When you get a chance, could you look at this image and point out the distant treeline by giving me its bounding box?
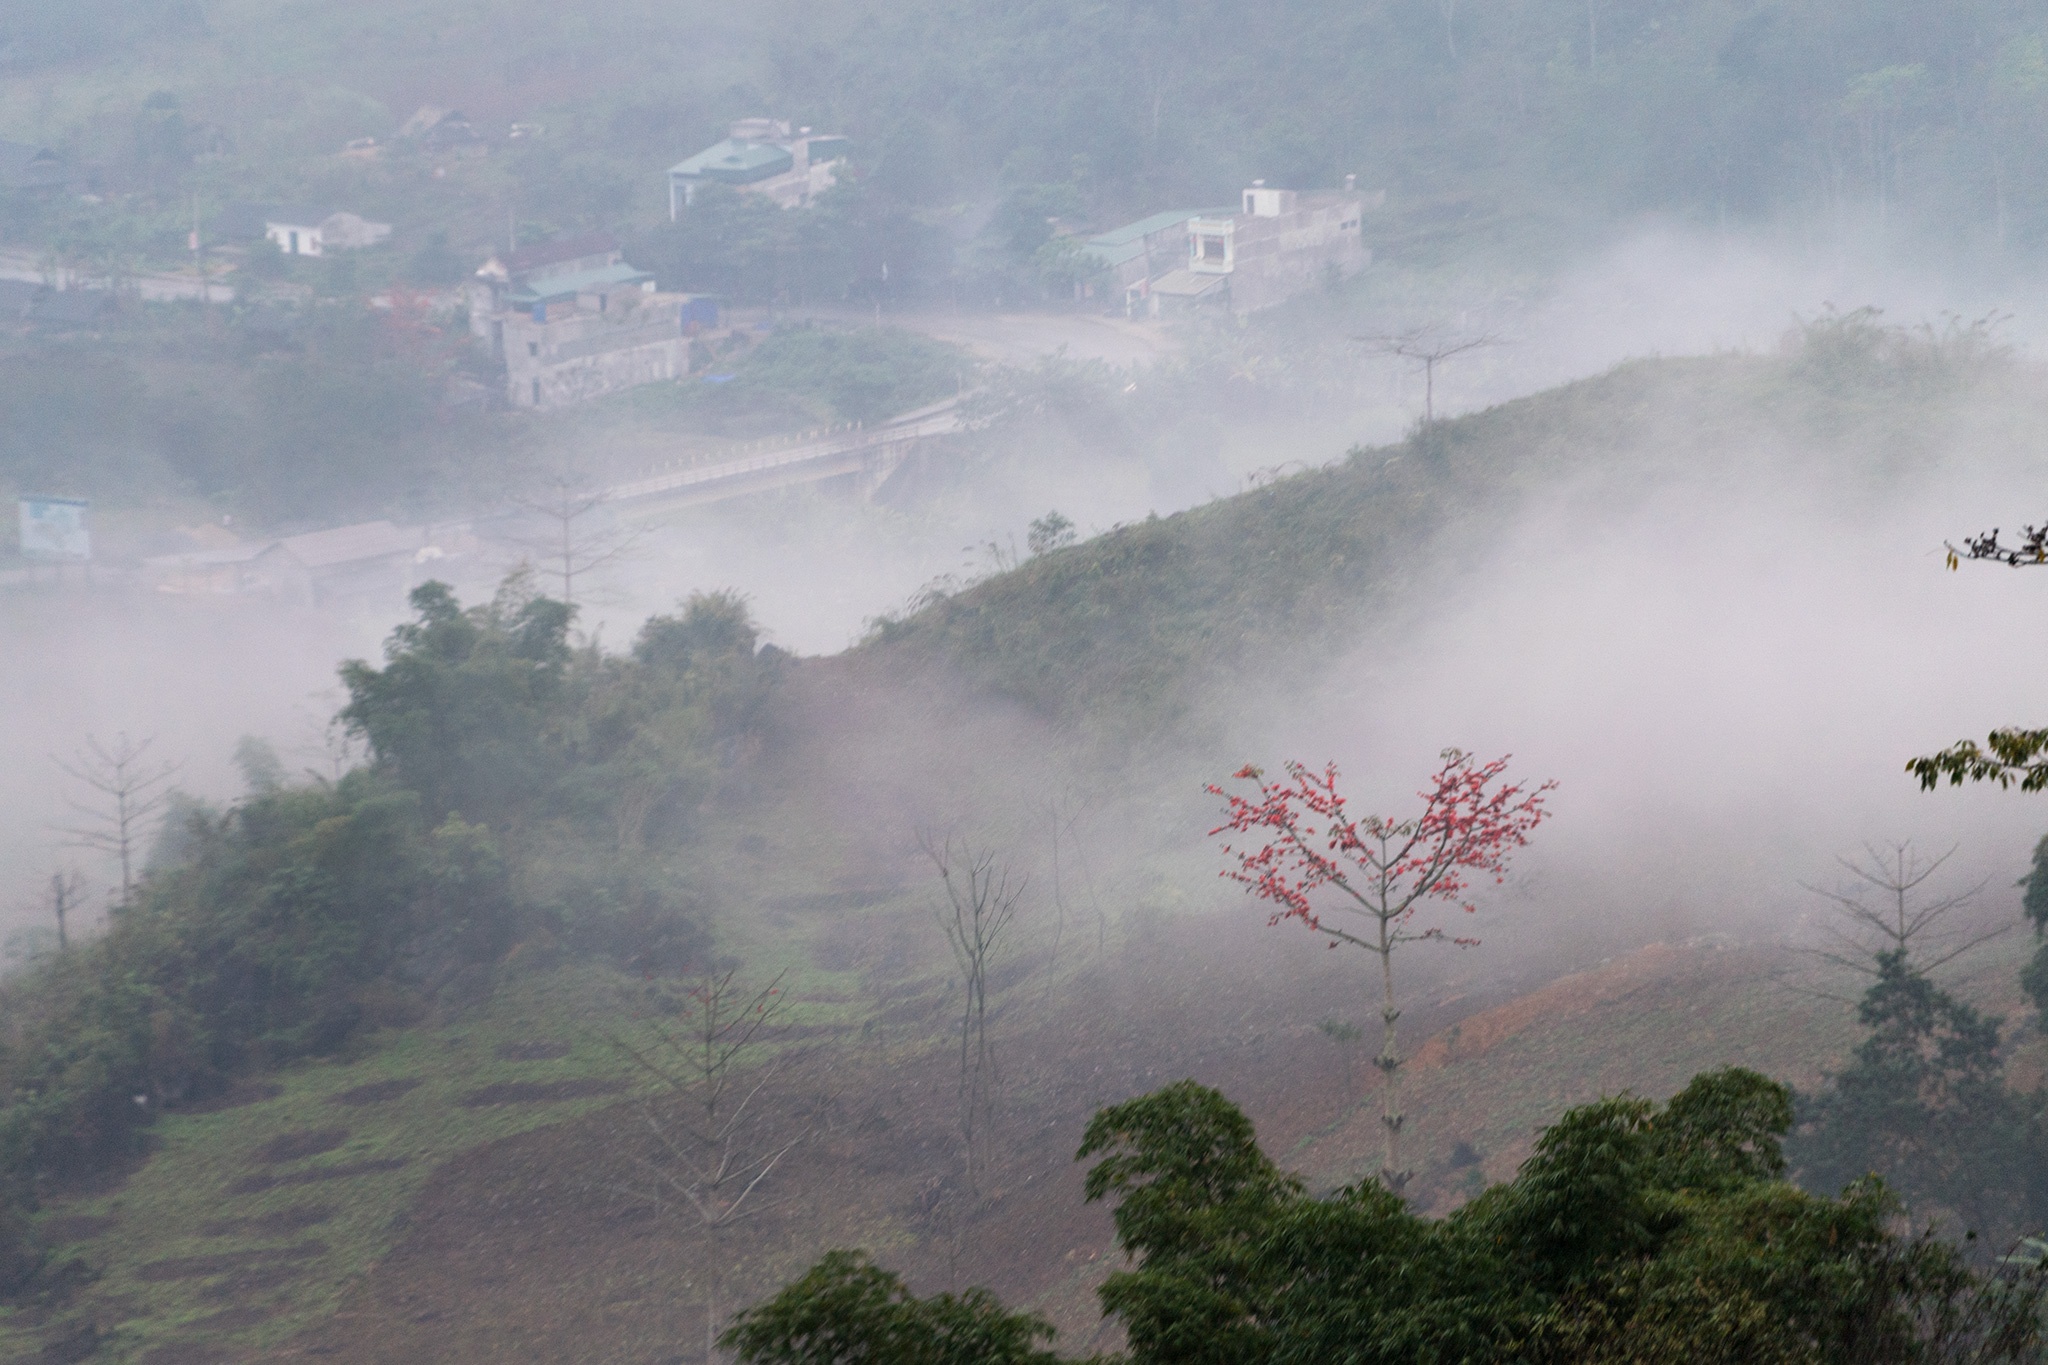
[12,0,2048,287]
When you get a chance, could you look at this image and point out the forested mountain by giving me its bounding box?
[6,0,2047,269]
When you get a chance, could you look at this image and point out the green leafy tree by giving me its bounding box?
[720,1249,1059,1365]
[339,577,574,825]
[1795,949,2045,1248]
[1075,1069,2043,1364]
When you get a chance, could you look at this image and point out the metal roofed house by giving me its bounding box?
[469,232,628,317]
[1080,207,1233,315]
[466,233,716,411]
[398,106,485,155]
[667,119,851,216]
[263,207,394,257]
[143,520,450,603]
[0,140,67,192]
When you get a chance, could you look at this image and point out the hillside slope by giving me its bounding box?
[863,345,1993,741]
[6,343,2036,1363]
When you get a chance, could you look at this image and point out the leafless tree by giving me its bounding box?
[1355,325,1501,425]
[44,869,85,951]
[920,832,1026,1198]
[54,733,181,903]
[607,971,804,1364]
[1800,841,2005,990]
[505,476,641,608]
[1044,791,1108,997]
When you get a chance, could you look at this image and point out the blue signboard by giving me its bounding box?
[19,496,90,561]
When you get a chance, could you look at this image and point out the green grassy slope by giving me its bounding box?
[865,347,1987,739]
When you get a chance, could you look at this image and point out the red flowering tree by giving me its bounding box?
[1209,750,1555,1193]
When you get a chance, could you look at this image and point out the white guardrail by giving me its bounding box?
[603,396,970,503]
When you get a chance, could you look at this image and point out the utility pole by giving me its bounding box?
[1354,325,1501,426]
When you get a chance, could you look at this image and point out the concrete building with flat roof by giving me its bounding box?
[668,119,851,216]
[1078,183,1374,315]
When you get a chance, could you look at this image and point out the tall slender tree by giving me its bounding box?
[1209,750,1553,1193]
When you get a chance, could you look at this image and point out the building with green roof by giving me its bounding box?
[668,119,851,217]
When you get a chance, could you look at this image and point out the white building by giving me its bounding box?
[264,208,393,257]
[667,119,851,218]
[1145,180,1377,314]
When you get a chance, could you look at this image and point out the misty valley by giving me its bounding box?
[9,2,2048,1362]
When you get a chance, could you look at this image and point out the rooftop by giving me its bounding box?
[668,139,795,185]
[276,520,417,569]
[502,232,618,276]
[265,205,338,229]
[0,140,63,189]
[506,261,654,306]
[1081,208,1232,267]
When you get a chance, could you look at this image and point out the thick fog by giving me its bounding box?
[8,221,2048,967]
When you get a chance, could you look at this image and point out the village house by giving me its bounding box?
[468,234,719,411]
[261,207,393,256]
[143,520,461,604]
[1079,207,1232,315]
[1089,180,1379,316]
[667,118,851,217]
[0,140,67,194]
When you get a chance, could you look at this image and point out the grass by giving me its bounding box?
[2,965,666,1362]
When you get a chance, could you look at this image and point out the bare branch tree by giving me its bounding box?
[504,476,642,608]
[45,869,85,951]
[1799,841,2005,989]
[919,832,1026,1199]
[53,733,181,904]
[607,970,804,1364]
[1354,324,1501,425]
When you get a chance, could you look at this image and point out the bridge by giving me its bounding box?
[602,394,972,511]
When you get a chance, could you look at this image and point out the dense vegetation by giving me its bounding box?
[733,1070,2048,1363]
[11,0,2048,302]
[0,579,778,1282]
[0,303,497,525]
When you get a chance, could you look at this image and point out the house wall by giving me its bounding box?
[501,293,695,411]
[1221,196,1368,313]
[266,223,323,256]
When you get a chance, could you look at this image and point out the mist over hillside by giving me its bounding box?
[12,1,2048,1360]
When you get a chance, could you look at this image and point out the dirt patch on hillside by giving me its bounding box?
[134,1243,326,1283]
[180,1082,284,1115]
[458,1079,627,1107]
[227,1159,406,1195]
[254,1129,348,1163]
[199,1205,334,1238]
[276,911,1515,1363]
[330,1079,421,1106]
